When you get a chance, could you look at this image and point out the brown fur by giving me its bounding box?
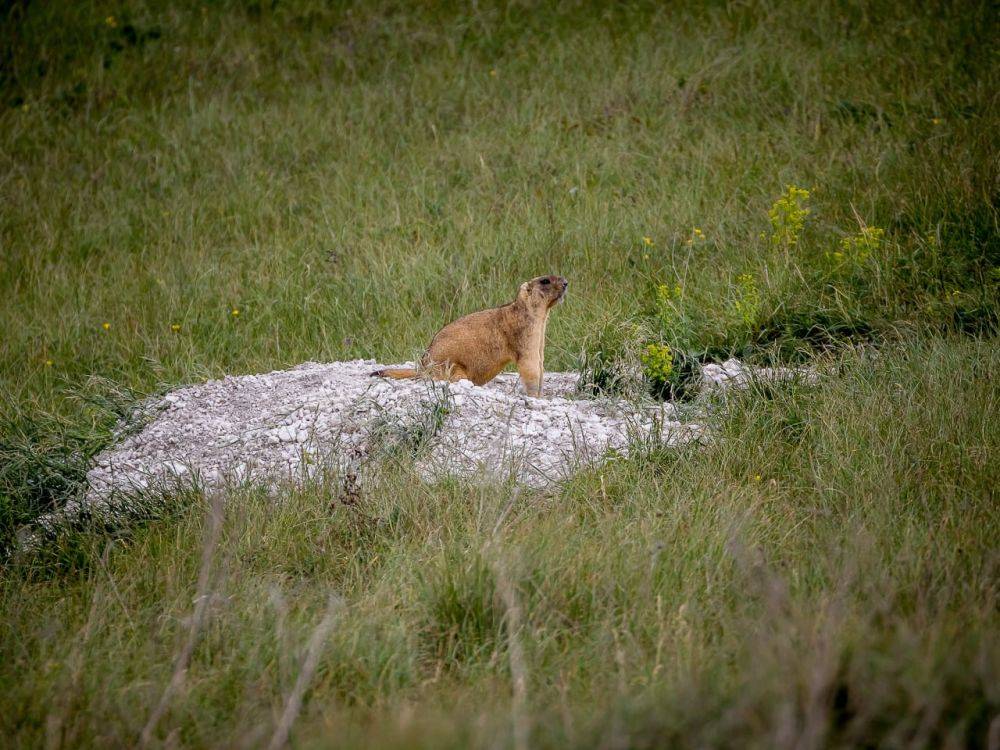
[371,275,568,397]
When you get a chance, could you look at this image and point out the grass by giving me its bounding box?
[1,0,998,747]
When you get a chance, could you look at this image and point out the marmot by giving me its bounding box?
[370,275,568,397]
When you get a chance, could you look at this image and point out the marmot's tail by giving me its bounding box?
[369,367,418,379]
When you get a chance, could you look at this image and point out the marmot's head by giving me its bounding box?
[517,275,569,311]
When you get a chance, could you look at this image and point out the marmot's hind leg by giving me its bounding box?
[416,358,471,383]
[443,364,471,382]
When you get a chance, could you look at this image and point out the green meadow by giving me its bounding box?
[1,1,997,747]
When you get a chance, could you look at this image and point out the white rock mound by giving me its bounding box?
[67,360,696,512]
[29,357,813,539]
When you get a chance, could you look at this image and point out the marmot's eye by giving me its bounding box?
[540,278,551,285]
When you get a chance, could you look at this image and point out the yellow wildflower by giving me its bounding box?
[839,226,883,265]
[656,283,682,302]
[733,273,761,326]
[642,236,653,246]
[489,69,498,77]
[171,323,181,332]
[685,228,705,246]
[102,322,110,330]
[640,343,673,383]
[45,359,53,367]
[105,15,117,27]
[231,308,240,317]
[768,185,810,248]
[931,117,941,125]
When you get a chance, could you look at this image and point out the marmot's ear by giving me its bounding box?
[517,282,530,299]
